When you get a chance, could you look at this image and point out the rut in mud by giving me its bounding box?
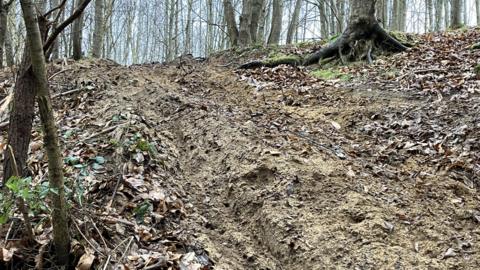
[1,29,479,269]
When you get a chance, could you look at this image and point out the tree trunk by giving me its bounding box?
[267,0,283,45]
[444,0,450,28]
[0,0,13,68]
[396,0,406,31]
[427,0,434,32]
[49,0,62,60]
[20,0,70,265]
[257,0,268,44]
[72,0,85,60]
[223,0,239,47]
[336,0,345,33]
[184,0,193,53]
[375,0,387,28]
[238,0,252,46]
[451,0,462,29]
[390,0,398,30]
[317,0,329,38]
[3,53,36,184]
[206,0,213,53]
[328,0,336,34]
[286,0,302,44]
[477,0,480,26]
[435,0,444,31]
[92,0,104,58]
[4,26,13,66]
[249,0,264,43]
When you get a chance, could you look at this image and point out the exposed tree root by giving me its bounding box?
[239,24,410,69]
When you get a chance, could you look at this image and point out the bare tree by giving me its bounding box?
[451,0,462,29]
[286,0,303,44]
[267,0,283,45]
[72,0,85,60]
[435,0,444,31]
[476,0,480,26]
[19,0,71,264]
[92,0,104,58]
[0,0,14,68]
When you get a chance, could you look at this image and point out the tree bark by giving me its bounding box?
[451,0,462,29]
[375,0,387,28]
[4,26,13,66]
[390,0,398,30]
[435,0,444,31]
[72,0,85,60]
[316,0,329,38]
[184,0,193,53]
[20,0,70,265]
[257,0,268,43]
[444,0,450,28]
[286,0,303,44]
[92,0,104,58]
[396,0,406,31]
[238,0,252,46]
[0,0,13,68]
[3,54,36,184]
[249,0,264,43]
[477,0,480,26]
[223,0,239,46]
[267,0,283,45]
[427,0,434,32]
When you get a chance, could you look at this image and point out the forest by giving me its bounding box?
[0,0,479,269]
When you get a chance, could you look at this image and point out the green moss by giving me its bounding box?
[311,68,351,81]
[265,54,301,65]
[388,31,417,47]
[136,139,151,152]
[474,64,480,76]
[296,41,316,48]
[471,42,480,50]
[328,34,340,42]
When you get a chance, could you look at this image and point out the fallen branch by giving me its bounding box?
[82,123,128,142]
[52,87,89,98]
[48,68,71,80]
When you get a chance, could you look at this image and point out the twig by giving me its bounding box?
[4,221,13,241]
[102,255,111,270]
[107,173,123,208]
[52,87,89,98]
[102,236,132,270]
[100,216,135,227]
[72,219,105,256]
[117,237,134,265]
[48,68,71,80]
[82,123,128,141]
[90,217,108,252]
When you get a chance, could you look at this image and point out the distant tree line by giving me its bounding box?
[0,0,478,66]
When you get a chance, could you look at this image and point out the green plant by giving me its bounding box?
[134,200,152,223]
[0,176,51,225]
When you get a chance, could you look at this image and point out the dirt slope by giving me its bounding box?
[1,29,479,269]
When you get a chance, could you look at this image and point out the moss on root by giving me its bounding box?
[263,55,303,66]
[388,31,417,47]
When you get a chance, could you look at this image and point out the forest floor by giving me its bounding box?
[1,29,480,270]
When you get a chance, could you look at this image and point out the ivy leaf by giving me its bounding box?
[95,156,105,164]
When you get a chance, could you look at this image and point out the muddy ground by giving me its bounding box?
[1,30,480,269]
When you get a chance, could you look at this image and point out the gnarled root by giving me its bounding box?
[239,23,408,69]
